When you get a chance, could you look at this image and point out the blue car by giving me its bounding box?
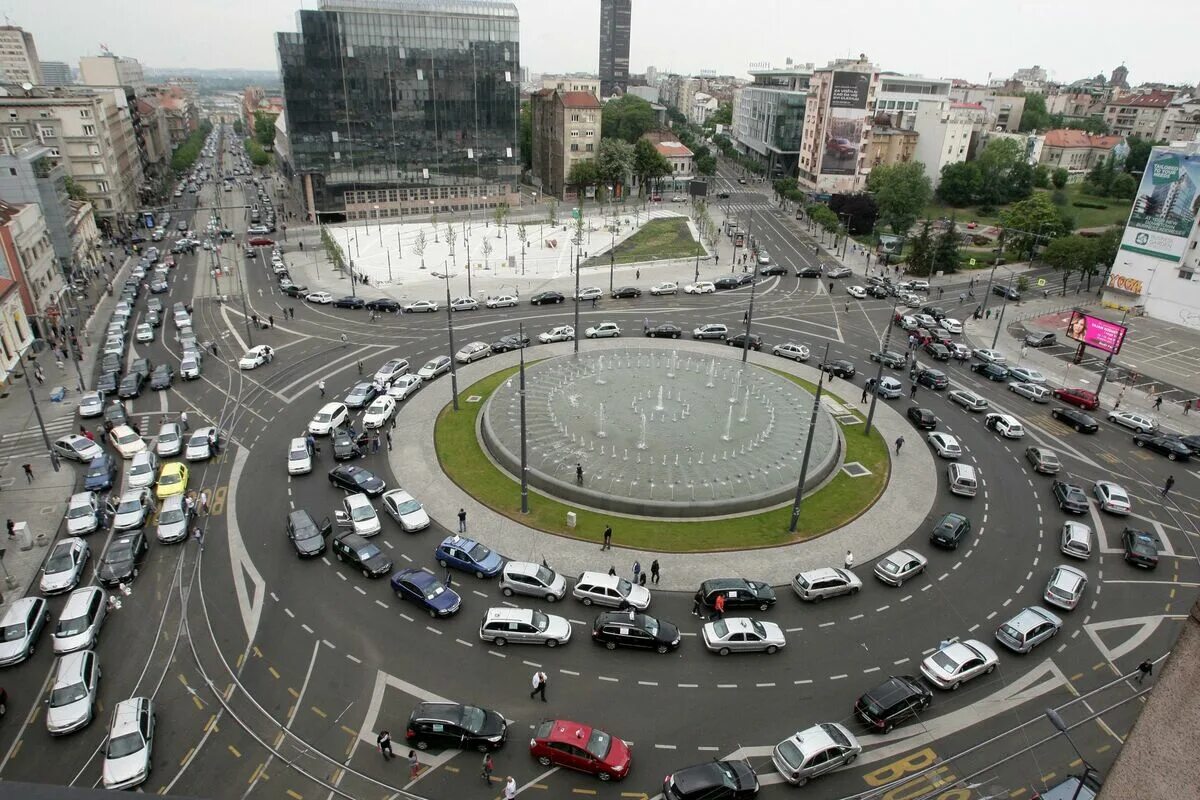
[435,535,505,579]
[390,569,461,618]
[84,453,118,491]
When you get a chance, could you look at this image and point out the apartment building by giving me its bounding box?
[911,101,986,186]
[1104,90,1176,137]
[0,26,40,85]
[531,89,602,200]
[732,64,812,178]
[797,56,879,194]
[79,54,146,94]
[541,76,601,97]
[1157,95,1200,143]
[0,200,63,324]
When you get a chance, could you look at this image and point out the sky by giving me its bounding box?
[6,0,1198,88]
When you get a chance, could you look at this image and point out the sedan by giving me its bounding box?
[1093,480,1131,515]
[155,423,183,457]
[155,496,193,544]
[344,382,378,409]
[79,391,106,418]
[436,534,504,579]
[108,427,146,459]
[365,298,401,312]
[185,428,218,461]
[940,318,963,334]
[65,492,101,536]
[971,362,1009,381]
[1025,446,1062,474]
[948,389,988,412]
[84,454,119,492]
[387,374,423,401]
[455,341,492,364]
[362,396,397,429]
[819,359,855,379]
[873,549,928,586]
[96,531,150,587]
[701,617,786,655]
[391,569,461,617]
[1053,480,1089,514]
[1009,382,1051,403]
[332,296,365,309]
[1122,528,1159,569]
[328,464,386,495]
[760,264,789,276]
[0,596,49,666]
[53,434,104,463]
[281,283,309,298]
[305,291,333,304]
[772,343,810,361]
[846,285,867,299]
[649,282,678,296]
[1044,565,1088,611]
[1106,409,1158,433]
[450,296,479,312]
[40,538,90,594]
[404,300,439,313]
[973,348,1006,364]
[584,322,621,338]
[927,432,962,459]
[117,373,144,399]
[113,488,153,531]
[155,462,189,499]
[663,759,758,800]
[126,452,159,490]
[417,356,451,380]
[491,333,531,353]
[1133,433,1191,461]
[591,611,680,653]
[538,326,575,343]
[380,489,429,532]
[135,323,154,343]
[238,345,274,369]
[530,719,630,781]
[1007,366,1046,384]
[919,640,999,691]
[1051,406,1098,433]
[869,350,906,368]
[529,291,564,305]
[1052,387,1099,411]
[644,322,681,338]
[611,286,641,299]
[929,512,971,549]
[907,406,938,429]
[149,365,174,390]
[683,281,715,294]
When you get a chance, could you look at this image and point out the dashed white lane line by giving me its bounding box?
[598,676,619,683]
[876,605,890,612]
[849,614,864,621]
[830,674,848,680]
[472,590,488,598]
[819,621,836,628]
[487,651,505,659]
[322,640,336,649]
[638,680,658,687]
[697,746,720,752]
[269,591,279,602]
[456,639,474,647]
[382,540,394,549]
[655,744,677,750]
[718,684,737,689]
[523,660,542,668]
[353,586,367,595]
[678,683,699,688]
[345,654,362,664]
[425,626,442,635]
[336,572,347,581]
[785,626,804,632]
[301,624,314,634]
[374,600,389,609]
[863,667,880,674]
[401,554,413,562]
[795,679,813,685]
[560,669,580,676]
[284,608,295,618]
[894,658,909,665]
[756,682,776,687]
[399,613,414,622]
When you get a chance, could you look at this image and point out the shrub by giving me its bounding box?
[1051,190,1069,206]
[1072,201,1108,210]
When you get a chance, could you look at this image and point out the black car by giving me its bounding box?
[1170,434,1200,455]
[694,578,776,611]
[333,296,365,309]
[1053,480,1089,514]
[819,359,856,379]
[795,266,822,278]
[854,676,932,733]
[645,323,683,339]
[929,513,971,549]
[612,286,642,298]
[128,359,151,381]
[1133,433,1191,461]
[663,759,758,800]
[328,465,386,496]
[1051,407,1099,433]
[117,373,144,399]
[717,191,731,199]
[150,365,174,390]
[96,531,150,586]
[96,371,120,394]
[867,284,890,299]
[103,400,129,428]
[100,352,122,374]
[286,509,331,558]
[281,284,309,298]
[365,298,401,312]
[923,342,950,361]
[992,285,1020,301]
[735,273,754,286]
[870,350,906,369]
[759,265,789,276]
[84,454,119,492]
[726,333,763,351]
[491,334,531,353]
[919,306,946,321]
[331,532,393,577]
[405,702,507,752]
[332,429,364,460]
[713,276,741,290]
[971,362,1009,381]
[915,367,948,390]
[530,291,565,305]
[149,280,168,294]
[1121,527,1159,569]
[243,246,257,259]
[592,611,681,653]
[904,407,938,431]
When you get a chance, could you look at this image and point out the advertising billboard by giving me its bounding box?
[1119,148,1200,263]
[1066,310,1128,355]
[819,71,870,176]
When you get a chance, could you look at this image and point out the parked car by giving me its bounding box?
[1106,409,1158,433]
[1132,433,1191,460]
[818,359,856,379]
[590,611,680,653]
[529,291,565,305]
[1009,382,1052,403]
[478,607,571,647]
[645,323,683,339]
[854,676,932,732]
[390,569,461,617]
[1052,387,1099,411]
[529,719,631,781]
[611,286,641,299]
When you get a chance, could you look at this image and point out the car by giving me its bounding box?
[713,275,741,290]
[448,296,479,312]
[337,493,381,537]
[53,434,104,463]
[869,350,906,368]
[96,371,119,394]
[387,373,423,402]
[113,488,154,531]
[574,286,603,301]
[929,512,972,549]
[984,413,1024,438]
[663,759,758,800]
[361,396,396,429]
[479,607,571,647]
[581,322,620,340]
[923,342,950,361]
[695,578,777,611]
[867,284,890,299]
[795,265,822,278]
[529,291,564,305]
[344,382,379,409]
[1043,564,1088,611]
[155,462,189,499]
[79,391,106,418]
[331,531,392,577]
[101,697,155,790]
[972,348,1007,364]
[286,509,331,558]
[485,294,519,308]
[1093,480,1131,515]
[701,617,786,655]
[1010,382,1052,403]
[940,318,963,334]
[238,345,275,369]
[436,534,504,578]
[992,284,1020,301]
[1052,387,1099,411]
[84,454,119,491]
[404,298,440,314]
[108,426,146,459]
[573,571,651,609]
[1133,433,1192,461]
[926,432,961,459]
[1106,409,1157,433]
[374,358,410,385]
[152,424,185,461]
[390,569,461,617]
[649,282,678,296]
[309,402,349,435]
[247,236,274,247]
[135,323,153,343]
[1121,527,1159,569]
[331,428,364,460]
[285,437,313,475]
[854,676,933,732]
[907,406,938,429]
[0,596,49,666]
[611,286,642,299]
[791,567,862,602]
[126,451,160,489]
[155,495,193,544]
[995,606,1062,654]
[865,376,903,399]
[281,283,309,298]
[538,326,575,343]
[727,333,763,351]
[65,491,101,536]
[590,610,680,652]
[846,285,867,299]
[819,359,856,379]
[683,281,716,294]
[305,291,333,304]
[97,531,150,587]
[417,356,452,379]
[372,489,426,533]
[760,264,789,276]
[328,464,386,495]
[770,723,861,787]
[46,650,101,736]
[1007,366,1046,384]
[491,333,531,353]
[920,640,999,691]
[873,549,928,586]
[185,427,219,461]
[332,296,366,309]
[529,719,630,781]
[772,342,810,361]
[948,389,989,412]
[971,362,1009,381]
[405,701,506,752]
[1019,447,1058,480]
[149,364,174,390]
[1056,521,1093,560]
[826,266,851,278]
[40,537,90,595]
[180,354,202,380]
[1052,480,1089,514]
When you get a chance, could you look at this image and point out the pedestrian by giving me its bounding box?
[184,493,195,515]
[211,341,219,356]
[377,730,393,760]
[408,749,422,779]
[193,526,204,550]
[504,776,517,800]
[180,411,189,431]
[386,429,393,450]
[591,296,597,308]
[828,281,833,293]
[445,568,453,587]
[861,386,868,403]
[1154,394,1163,411]
[651,559,660,584]
[1162,475,1175,497]
[608,565,616,576]
[844,550,855,570]
[576,463,584,485]
[638,571,647,586]
[530,670,548,702]
[635,269,640,280]
[743,310,748,322]
[458,508,467,533]
[268,314,274,328]
[712,593,726,620]
[910,383,918,399]
[318,379,326,397]
[371,435,380,454]
[341,333,348,348]
[358,360,363,375]
[33,367,44,385]
[481,753,494,784]
[21,463,33,483]
[691,594,702,616]
[602,524,612,550]
[1186,399,1193,416]
[895,436,905,454]
[200,489,210,515]
[633,560,641,583]
[1136,659,1153,684]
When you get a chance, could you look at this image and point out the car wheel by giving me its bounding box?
[950,680,962,691]
[656,644,669,654]
[537,756,552,766]
[546,639,559,648]
[673,333,680,339]
[582,597,593,606]
[883,721,895,734]
[605,641,617,650]
[718,647,731,656]
[985,664,996,674]
[493,637,507,647]
[415,740,429,751]
[599,772,612,782]
[362,568,370,578]
[475,570,485,579]
[501,587,514,597]
[765,645,779,655]
[438,559,448,567]
[1136,426,1145,434]
[1135,438,1144,447]
[613,332,619,337]
[544,593,557,602]
[335,552,344,562]
[1169,452,1178,461]
[428,608,439,619]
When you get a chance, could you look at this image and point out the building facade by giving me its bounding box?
[78,55,145,95]
[1104,90,1175,137]
[540,76,600,97]
[0,274,35,387]
[1038,129,1126,181]
[873,73,952,129]
[689,92,717,125]
[530,89,601,200]
[911,101,985,186]
[731,65,811,178]
[0,200,63,326]
[0,26,40,85]
[598,0,631,97]
[1157,95,1200,143]
[276,0,522,222]
[39,61,71,87]
[0,142,75,276]
[797,56,879,194]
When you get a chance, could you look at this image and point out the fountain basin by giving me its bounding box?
[480,346,842,518]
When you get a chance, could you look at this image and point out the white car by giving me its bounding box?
[126,451,160,490]
[1093,480,1131,515]
[450,296,479,312]
[949,342,972,360]
[155,423,184,457]
[135,323,154,343]
[538,326,575,343]
[362,396,397,429]
[973,348,1007,364]
[1009,382,1051,403]
[772,343,810,361]
[404,299,439,313]
[920,640,999,691]
[108,426,146,459]
[574,287,603,301]
[305,291,333,304]
[873,548,928,586]
[846,285,867,299]
[387,373,423,401]
[650,282,678,296]
[417,356,451,380]
[381,488,430,532]
[927,432,962,459]
[180,354,202,380]
[1007,366,1045,384]
[683,281,715,294]
[908,280,931,292]
[185,427,219,461]
[238,345,274,369]
[101,696,155,790]
[113,489,154,531]
[40,537,90,595]
[485,294,518,309]
[374,358,410,384]
[584,322,621,339]
[79,391,105,418]
[54,434,104,463]
[701,617,786,655]
[940,318,963,334]
[984,413,1025,439]
[0,596,48,666]
[308,402,349,435]
[1060,521,1093,560]
[65,492,101,536]
[1106,409,1157,433]
[46,649,101,736]
[338,493,381,537]
[156,496,192,544]
[287,437,313,475]
[455,341,492,364]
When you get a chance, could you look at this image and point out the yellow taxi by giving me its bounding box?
[156,461,190,499]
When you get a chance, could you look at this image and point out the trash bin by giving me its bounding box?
[566,512,577,528]
[12,521,32,551]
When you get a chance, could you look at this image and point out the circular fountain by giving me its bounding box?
[480,346,842,517]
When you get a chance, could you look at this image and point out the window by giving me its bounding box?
[1179,270,1194,281]
[82,124,95,137]
[79,109,91,119]
[8,127,24,137]
[570,143,579,152]
[96,180,109,193]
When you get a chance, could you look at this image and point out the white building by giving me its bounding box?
[627,85,659,103]
[1157,95,1200,144]
[873,73,952,130]
[911,101,985,186]
[0,275,35,387]
[0,26,40,85]
[689,92,718,125]
[79,55,146,94]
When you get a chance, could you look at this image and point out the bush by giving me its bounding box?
[977,205,996,216]
[1072,201,1109,210]
[1050,190,1069,206]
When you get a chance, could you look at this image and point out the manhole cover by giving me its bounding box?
[841,462,871,478]
[466,395,483,403]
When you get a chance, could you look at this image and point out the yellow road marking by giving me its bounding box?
[180,748,195,766]
[236,653,245,669]
[248,764,265,784]
[444,766,459,773]
[341,725,357,737]
[224,683,235,701]
[311,706,327,718]
[286,791,303,800]
[228,745,242,758]
[1068,758,1082,768]
[1097,744,1112,753]
[274,731,286,749]
[572,790,598,796]
[1070,672,1084,681]
[1092,662,1106,671]
[1041,772,1057,783]
[192,695,204,711]
[1009,790,1029,798]
[330,768,343,784]
[288,687,300,698]
[268,666,281,679]
[8,741,20,760]
[204,715,217,733]
[252,646,263,658]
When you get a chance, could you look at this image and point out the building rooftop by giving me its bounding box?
[1108,89,1175,108]
[1043,129,1125,149]
[654,141,693,158]
[951,102,985,109]
[559,91,601,109]
[0,199,22,224]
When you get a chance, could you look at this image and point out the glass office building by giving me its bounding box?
[276,0,521,222]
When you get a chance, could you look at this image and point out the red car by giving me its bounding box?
[1052,387,1099,411]
[530,719,631,781]
[247,236,275,247]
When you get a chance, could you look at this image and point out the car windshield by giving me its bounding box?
[49,681,88,708]
[117,497,143,514]
[105,540,134,562]
[422,361,438,371]
[46,548,74,572]
[585,729,612,759]
[159,469,183,487]
[616,578,633,595]
[289,447,309,461]
[395,499,422,515]
[0,623,26,642]
[750,620,768,638]
[188,433,209,447]
[466,543,493,563]
[55,613,89,637]
[351,504,375,522]
[159,430,178,443]
[642,616,660,636]
[86,461,109,477]
[422,582,447,601]
[458,705,486,733]
[315,412,331,423]
[116,432,138,445]
[66,503,93,519]
[880,561,901,574]
[775,738,803,768]
[716,762,739,788]
[159,506,185,524]
[534,565,556,585]
[130,461,152,476]
[106,732,145,759]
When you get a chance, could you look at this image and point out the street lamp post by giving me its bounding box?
[608,226,615,293]
[443,271,460,411]
[741,276,758,364]
[573,251,581,356]
[519,322,529,514]
[788,342,830,533]
[991,272,1016,350]
[374,205,382,245]
[18,340,53,452]
[865,298,900,435]
[1044,708,1099,800]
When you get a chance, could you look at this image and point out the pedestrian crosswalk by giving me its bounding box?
[0,412,163,465]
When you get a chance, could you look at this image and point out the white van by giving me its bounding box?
[947,463,978,497]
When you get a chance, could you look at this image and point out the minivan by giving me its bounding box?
[53,586,108,654]
[947,463,978,497]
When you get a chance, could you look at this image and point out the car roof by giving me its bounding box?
[700,578,751,591]
[345,493,372,508]
[1010,606,1057,630]
[53,649,91,686]
[61,586,101,616]
[579,571,621,587]
[1053,565,1087,584]
[1,596,41,624]
[799,567,847,582]
[538,719,597,745]
[786,723,841,757]
[108,697,147,738]
[440,534,478,549]
[484,607,534,624]
[863,676,919,704]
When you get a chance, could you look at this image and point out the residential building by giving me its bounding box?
[0,273,35,387]
[1045,90,1107,121]
[981,94,1025,132]
[598,0,631,97]
[731,64,811,178]
[67,199,100,279]
[0,142,87,278]
[1157,95,1200,144]
[78,54,145,94]
[641,131,692,190]
[530,89,602,200]
[39,61,72,87]
[0,26,40,85]
[627,85,659,104]
[148,85,200,147]
[984,129,1044,165]
[242,85,285,133]
[873,73,952,130]
[0,200,63,326]
[660,75,701,117]
[540,76,600,97]
[797,56,879,194]
[865,126,918,168]
[689,92,717,125]
[911,101,986,185]
[1038,129,1126,181]
[275,0,521,222]
[135,95,173,177]
[645,66,657,87]
[1104,89,1176,138]
[1013,65,1048,84]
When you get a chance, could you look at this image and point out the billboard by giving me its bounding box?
[819,71,870,176]
[1066,310,1128,355]
[1119,148,1200,263]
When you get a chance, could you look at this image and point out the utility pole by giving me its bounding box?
[573,251,581,355]
[444,272,459,411]
[789,342,830,533]
[741,277,758,364]
[519,322,529,514]
[865,298,900,435]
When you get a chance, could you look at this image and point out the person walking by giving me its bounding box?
[910,383,918,399]
[377,730,393,761]
[1135,659,1154,684]
[1162,475,1175,497]
[341,333,349,348]
[268,314,274,328]
[193,526,204,550]
[458,508,467,533]
[895,436,905,454]
[180,411,189,431]
[530,670,548,702]
[386,429,393,450]
[21,463,33,483]
[860,386,868,404]
[712,593,726,620]
[691,594,702,617]
[602,525,612,550]
[844,550,855,570]
[481,753,494,784]
[576,463,584,485]
[408,749,422,779]
[632,560,641,583]
[318,379,326,397]
[200,490,210,515]
[651,559,660,584]
[1154,394,1163,411]
[503,776,517,800]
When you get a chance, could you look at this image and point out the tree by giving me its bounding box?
[932,222,961,274]
[773,177,799,203]
[695,155,717,176]
[492,202,510,236]
[1018,93,1050,132]
[1033,164,1051,189]
[1124,135,1160,175]
[1041,235,1097,291]
[481,237,493,271]
[233,119,244,135]
[708,103,732,127]
[829,193,878,235]
[807,204,840,233]
[937,162,981,206]
[1049,114,1110,135]
[254,111,276,149]
[444,224,457,267]
[999,193,1073,260]
[632,138,670,195]
[515,222,528,275]
[1111,172,1137,199]
[63,176,89,203]
[1092,227,1121,274]
[905,219,935,276]
[412,230,427,270]
[866,161,932,236]
[1083,156,1116,196]
[547,200,557,226]
[567,159,600,206]
[244,137,270,166]
[1051,168,1070,189]
[601,95,657,144]
[597,138,634,198]
[1006,161,1036,202]
[519,102,532,169]
[975,138,1022,207]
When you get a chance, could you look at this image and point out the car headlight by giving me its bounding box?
[487,734,502,742]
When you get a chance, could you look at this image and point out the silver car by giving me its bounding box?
[1060,522,1092,560]
[1044,565,1088,611]
[113,489,154,531]
[65,492,101,536]
[919,639,999,690]
[185,427,218,461]
[52,586,107,654]
[79,391,106,418]
[702,617,786,655]
[572,572,651,609]
[791,567,862,602]
[771,723,861,786]
[40,537,90,595]
[155,423,183,457]
[478,607,572,647]
[46,649,101,735]
[380,489,429,532]
[126,451,160,490]
[995,606,1062,653]
[0,596,49,666]
[499,561,567,602]
[155,495,193,544]
[873,549,928,587]
[101,697,155,790]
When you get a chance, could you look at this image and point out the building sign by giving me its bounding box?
[819,71,870,176]
[1119,148,1200,263]
[1066,310,1128,355]
[1106,273,1144,295]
